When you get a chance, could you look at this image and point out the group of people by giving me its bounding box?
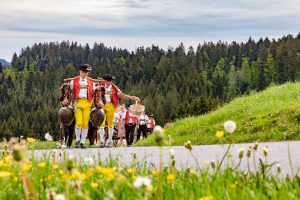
[114,105,156,147]
[60,64,155,148]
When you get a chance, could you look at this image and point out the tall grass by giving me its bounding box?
[137,82,300,146]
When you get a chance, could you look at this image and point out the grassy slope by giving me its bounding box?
[137,82,300,146]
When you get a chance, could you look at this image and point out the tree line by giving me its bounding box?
[0,33,300,140]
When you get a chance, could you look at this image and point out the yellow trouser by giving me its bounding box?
[74,98,92,128]
[101,102,116,128]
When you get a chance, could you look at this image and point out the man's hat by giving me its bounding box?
[103,74,115,81]
[79,64,92,72]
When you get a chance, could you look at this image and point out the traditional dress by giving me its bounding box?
[70,76,96,148]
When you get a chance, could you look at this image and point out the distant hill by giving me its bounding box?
[0,59,10,68]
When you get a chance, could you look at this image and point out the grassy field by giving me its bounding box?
[137,82,300,146]
[1,138,300,200]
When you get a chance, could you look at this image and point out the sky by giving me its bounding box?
[0,0,300,61]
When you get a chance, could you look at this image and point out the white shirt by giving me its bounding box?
[70,78,96,99]
[139,114,148,125]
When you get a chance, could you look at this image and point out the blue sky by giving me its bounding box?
[1,0,300,61]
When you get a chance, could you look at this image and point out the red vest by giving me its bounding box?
[73,76,94,102]
[125,110,137,124]
[100,82,119,107]
[149,118,155,128]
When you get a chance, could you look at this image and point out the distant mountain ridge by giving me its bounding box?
[0,59,10,68]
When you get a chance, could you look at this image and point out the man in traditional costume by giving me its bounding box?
[98,74,140,147]
[62,64,97,149]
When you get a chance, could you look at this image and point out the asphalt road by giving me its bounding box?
[34,141,300,176]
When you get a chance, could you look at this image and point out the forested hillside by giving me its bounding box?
[1,33,300,140]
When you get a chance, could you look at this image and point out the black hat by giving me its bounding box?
[79,64,92,72]
[103,74,115,81]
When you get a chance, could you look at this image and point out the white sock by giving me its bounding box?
[99,127,105,143]
[108,128,113,142]
[81,128,88,144]
[75,126,81,142]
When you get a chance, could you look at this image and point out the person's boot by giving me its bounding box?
[75,126,81,148]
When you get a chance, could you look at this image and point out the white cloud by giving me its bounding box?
[0,0,300,61]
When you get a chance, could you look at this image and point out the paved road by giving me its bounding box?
[34,141,300,176]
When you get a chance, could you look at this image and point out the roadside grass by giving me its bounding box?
[137,82,300,146]
[1,139,300,200]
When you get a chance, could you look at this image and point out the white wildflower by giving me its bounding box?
[133,176,152,188]
[84,157,95,166]
[153,126,163,134]
[45,132,53,141]
[55,194,66,200]
[224,120,237,133]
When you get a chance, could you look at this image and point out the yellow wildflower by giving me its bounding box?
[52,163,59,170]
[13,176,18,182]
[146,185,153,193]
[22,163,32,173]
[215,131,224,138]
[166,173,175,184]
[27,137,36,143]
[71,171,81,180]
[229,183,237,189]
[96,166,115,181]
[4,156,12,166]
[190,170,196,175]
[59,169,65,175]
[204,161,209,167]
[152,170,159,176]
[86,168,94,179]
[91,182,99,189]
[0,171,11,178]
[199,195,213,200]
[0,160,4,167]
[38,162,47,168]
[118,175,126,182]
[127,167,135,174]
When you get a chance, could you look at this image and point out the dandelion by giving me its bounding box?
[38,162,47,168]
[45,132,53,141]
[190,170,196,175]
[127,167,135,174]
[133,176,152,188]
[91,182,99,189]
[22,163,32,173]
[152,170,159,176]
[84,157,95,166]
[52,163,59,170]
[166,173,175,184]
[199,195,213,200]
[27,137,36,143]
[215,131,224,138]
[55,194,66,200]
[0,171,11,178]
[224,120,237,133]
